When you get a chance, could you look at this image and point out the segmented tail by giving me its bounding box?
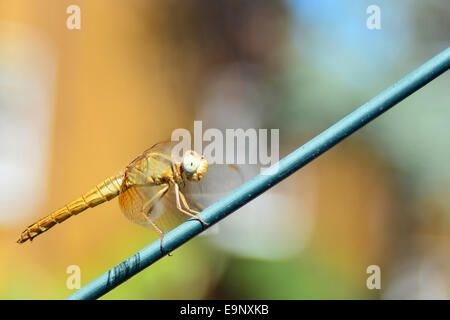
[17,174,124,244]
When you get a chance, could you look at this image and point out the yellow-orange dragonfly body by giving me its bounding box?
[17,141,240,245]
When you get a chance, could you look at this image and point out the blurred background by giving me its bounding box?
[0,0,449,299]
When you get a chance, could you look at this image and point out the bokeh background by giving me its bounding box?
[0,0,449,299]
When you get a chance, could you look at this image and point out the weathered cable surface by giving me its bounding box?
[67,47,450,300]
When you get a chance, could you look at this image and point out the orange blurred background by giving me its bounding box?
[0,0,449,299]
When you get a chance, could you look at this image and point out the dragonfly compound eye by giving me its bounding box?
[183,151,201,174]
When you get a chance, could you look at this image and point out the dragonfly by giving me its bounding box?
[16,141,242,251]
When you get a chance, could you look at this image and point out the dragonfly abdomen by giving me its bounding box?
[16,174,124,244]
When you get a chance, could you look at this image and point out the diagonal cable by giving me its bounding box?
[67,47,450,300]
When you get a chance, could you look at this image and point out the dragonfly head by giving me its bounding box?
[182,150,208,182]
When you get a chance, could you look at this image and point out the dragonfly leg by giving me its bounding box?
[178,191,200,214]
[186,197,206,212]
[146,218,172,256]
[141,184,172,256]
[174,183,209,226]
[141,184,169,214]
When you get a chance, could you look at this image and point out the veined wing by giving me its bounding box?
[119,141,198,233]
[119,141,244,235]
[118,141,177,232]
[118,166,243,235]
[118,183,203,234]
[182,163,244,210]
[124,141,177,186]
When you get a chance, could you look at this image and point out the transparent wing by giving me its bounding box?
[119,185,161,226]
[118,183,203,234]
[182,163,244,209]
[119,141,244,235]
[118,141,183,234]
[152,186,203,232]
[126,141,177,184]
